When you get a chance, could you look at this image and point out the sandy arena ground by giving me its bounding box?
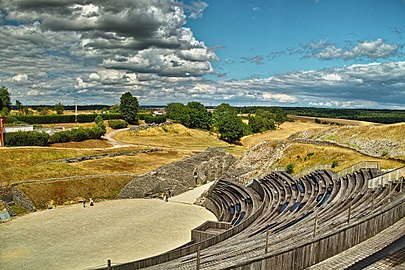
[0,183,216,270]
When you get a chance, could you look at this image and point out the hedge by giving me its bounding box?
[48,127,105,144]
[108,120,128,129]
[13,113,123,124]
[5,131,50,146]
[144,115,167,124]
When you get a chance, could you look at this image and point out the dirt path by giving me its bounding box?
[103,127,135,148]
[0,184,216,270]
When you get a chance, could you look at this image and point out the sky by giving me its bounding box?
[0,0,404,108]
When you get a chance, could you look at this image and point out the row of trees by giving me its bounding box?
[167,101,287,143]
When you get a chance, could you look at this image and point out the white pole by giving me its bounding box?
[74,97,78,123]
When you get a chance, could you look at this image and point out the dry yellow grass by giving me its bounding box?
[275,143,404,174]
[322,123,405,141]
[288,115,374,125]
[40,122,98,129]
[241,121,327,148]
[70,150,191,175]
[0,147,188,184]
[115,123,233,151]
[19,175,134,209]
[50,139,113,149]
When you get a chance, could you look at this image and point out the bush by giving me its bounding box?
[48,126,105,144]
[5,131,50,146]
[108,120,128,129]
[331,160,339,168]
[286,163,295,174]
[144,115,166,124]
[48,131,71,144]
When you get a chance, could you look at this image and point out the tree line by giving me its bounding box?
[167,102,287,143]
[283,107,405,124]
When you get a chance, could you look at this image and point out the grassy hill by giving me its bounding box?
[291,123,405,160]
[274,143,403,174]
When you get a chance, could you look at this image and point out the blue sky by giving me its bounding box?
[187,0,405,78]
[0,0,404,108]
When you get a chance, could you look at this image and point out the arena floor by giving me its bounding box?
[0,183,215,270]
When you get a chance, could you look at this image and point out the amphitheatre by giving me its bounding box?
[0,115,404,270]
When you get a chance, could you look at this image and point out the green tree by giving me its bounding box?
[186,101,212,130]
[248,109,276,133]
[94,115,106,134]
[109,104,120,113]
[54,102,64,115]
[166,103,190,126]
[0,86,11,115]
[212,103,246,143]
[120,92,139,124]
[212,103,237,127]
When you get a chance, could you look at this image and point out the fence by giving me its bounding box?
[228,197,405,270]
[335,161,380,178]
[368,166,405,189]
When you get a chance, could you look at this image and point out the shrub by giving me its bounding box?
[68,128,89,142]
[94,115,103,125]
[48,126,105,144]
[331,160,339,168]
[5,131,50,146]
[144,115,166,124]
[108,120,128,129]
[48,131,71,144]
[286,163,295,174]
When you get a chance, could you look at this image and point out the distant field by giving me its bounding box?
[288,115,374,126]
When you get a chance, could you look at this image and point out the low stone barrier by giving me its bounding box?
[11,186,36,212]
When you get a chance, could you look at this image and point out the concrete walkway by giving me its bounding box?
[0,184,216,270]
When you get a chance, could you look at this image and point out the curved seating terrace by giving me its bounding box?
[98,164,404,270]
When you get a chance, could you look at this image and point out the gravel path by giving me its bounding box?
[0,184,216,270]
[103,127,134,148]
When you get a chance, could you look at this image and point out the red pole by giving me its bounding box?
[0,117,3,147]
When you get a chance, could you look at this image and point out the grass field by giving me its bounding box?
[115,123,235,151]
[0,147,189,185]
[275,143,404,174]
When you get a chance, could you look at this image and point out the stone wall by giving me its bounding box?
[120,148,236,198]
[11,186,36,212]
[129,122,174,132]
[227,141,290,183]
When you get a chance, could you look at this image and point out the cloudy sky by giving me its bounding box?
[0,0,404,108]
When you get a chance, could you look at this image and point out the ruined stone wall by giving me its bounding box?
[120,148,236,198]
[11,186,36,212]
